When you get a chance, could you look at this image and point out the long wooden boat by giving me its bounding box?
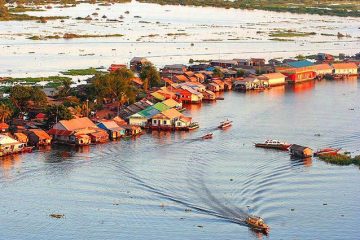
[245,216,270,234]
[201,133,213,139]
[218,120,232,129]
[255,139,291,151]
[314,148,341,157]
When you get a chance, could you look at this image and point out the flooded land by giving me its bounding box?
[0,1,359,78]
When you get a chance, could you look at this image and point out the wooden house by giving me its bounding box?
[212,79,225,91]
[280,67,316,83]
[173,74,189,83]
[175,116,193,130]
[130,57,149,72]
[0,123,9,133]
[162,99,182,109]
[13,132,28,144]
[289,144,313,158]
[207,82,220,92]
[108,64,127,72]
[210,60,238,68]
[48,117,107,145]
[202,90,216,101]
[97,120,125,140]
[26,129,52,146]
[151,108,183,130]
[332,63,358,76]
[122,125,142,136]
[249,58,265,66]
[223,79,233,91]
[312,63,333,77]
[233,77,269,91]
[258,72,286,86]
[0,134,27,157]
[129,106,160,127]
[161,64,187,76]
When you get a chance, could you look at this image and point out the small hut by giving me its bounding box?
[289,144,313,158]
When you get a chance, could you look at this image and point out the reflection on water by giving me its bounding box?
[0,80,360,239]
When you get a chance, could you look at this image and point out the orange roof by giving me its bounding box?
[58,117,96,131]
[14,132,28,143]
[162,98,180,108]
[260,72,286,79]
[332,63,358,69]
[179,116,192,123]
[194,73,205,80]
[112,116,127,126]
[28,129,52,140]
[312,64,332,71]
[161,108,183,120]
[188,76,198,82]
[184,71,195,77]
[174,75,189,82]
[131,77,144,85]
[0,123,9,129]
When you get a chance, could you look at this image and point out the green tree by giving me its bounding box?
[236,69,245,77]
[92,68,137,115]
[0,0,9,19]
[10,85,47,112]
[212,68,224,78]
[139,63,161,88]
[45,104,73,127]
[0,103,13,123]
[58,78,72,97]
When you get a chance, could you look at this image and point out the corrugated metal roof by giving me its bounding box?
[287,60,314,68]
[138,106,160,118]
[153,102,170,112]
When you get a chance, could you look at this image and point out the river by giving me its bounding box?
[1,78,360,239]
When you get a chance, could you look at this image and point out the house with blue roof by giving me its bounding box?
[286,60,314,68]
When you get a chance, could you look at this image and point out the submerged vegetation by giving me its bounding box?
[28,33,124,40]
[269,30,317,38]
[318,154,360,167]
[137,0,360,17]
[61,67,101,76]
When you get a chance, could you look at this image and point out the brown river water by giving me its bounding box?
[1,78,360,239]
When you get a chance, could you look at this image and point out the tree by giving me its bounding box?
[92,68,137,115]
[0,0,9,19]
[212,68,224,78]
[10,85,47,113]
[45,104,73,128]
[0,103,13,123]
[58,78,72,97]
[139,63,161,89]
[236,69,245,77]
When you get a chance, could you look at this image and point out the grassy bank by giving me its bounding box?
[318,154,360,167]
[61,68,101,76]
[28,33,124,40]
[137,0,360,18]
[2,76,71,88]
[0,13,67,21]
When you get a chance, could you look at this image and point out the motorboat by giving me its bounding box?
[218,120,232,129]
[254,139,291,151]
[245,216,270,234]
[314,147,341,157]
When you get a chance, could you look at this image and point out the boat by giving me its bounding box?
[255,139,291,151]
[201,133,213,139]
[314,147,341,157]
[187,122,199,130]
[245,216,270,234]
[218,120,232,129]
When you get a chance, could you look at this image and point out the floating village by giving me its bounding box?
[0,52,359,171]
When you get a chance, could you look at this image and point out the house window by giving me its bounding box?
[153,120,157,124]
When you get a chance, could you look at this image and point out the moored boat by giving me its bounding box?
[187,122,199,130]
[201,133,213,139]
[245,216,270,234]
[255,139,291,151]
[314,147,341,157]
[218,120,232,129]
